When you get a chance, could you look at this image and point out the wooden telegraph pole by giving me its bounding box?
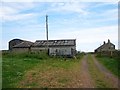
[46,15,49,54]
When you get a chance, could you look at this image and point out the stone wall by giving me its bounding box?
[31,47,46,52]
[12,48,29,53]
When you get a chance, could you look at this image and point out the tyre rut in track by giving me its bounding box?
[92,55,119,88]
[79,55,95,88]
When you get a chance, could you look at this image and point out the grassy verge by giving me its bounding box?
[18,59,81,88]
[2,52,46,88]
[96,55,120,78]
[2,51,83,88]
[87,54,111,88]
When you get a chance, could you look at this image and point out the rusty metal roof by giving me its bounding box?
[32,39,76,47]
[13,41,34,48]
[12,39,76,48]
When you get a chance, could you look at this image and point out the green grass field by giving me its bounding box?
[96,55,120,78]
[2,51,119,88]
[2,51,83,88]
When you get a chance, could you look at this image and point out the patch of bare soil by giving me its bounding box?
[92,55,119,88]
[79,55,95,88]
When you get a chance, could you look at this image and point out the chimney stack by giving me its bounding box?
[108,39,110,43]
[103,41,105,45]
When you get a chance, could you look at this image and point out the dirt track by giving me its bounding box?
[91,55,119,88]
[79,55,95,88]
[18,54,119,88]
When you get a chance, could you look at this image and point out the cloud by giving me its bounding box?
[3,13,36,21]
[1,2,117,23]
[49,25,118,51]
[1,2,35,13]
[1,0,119,2]
[49,2,89,15]
[0,6,17,15]
[97,9,117,19]
[0,2,36,21]
[48,3,117,28]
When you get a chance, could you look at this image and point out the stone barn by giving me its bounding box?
[31,39,76,57]
[9,39,24,50]
[9,39,34,52]
[9,39,76,57]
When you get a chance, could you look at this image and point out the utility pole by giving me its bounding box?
[46,15,49,53]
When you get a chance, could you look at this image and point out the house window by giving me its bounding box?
[111,45,114,48]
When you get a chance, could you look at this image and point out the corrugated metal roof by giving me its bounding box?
[13,41,34,48]
[32,39,76,47]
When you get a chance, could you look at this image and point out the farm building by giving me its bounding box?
[9,39,76,57]
[31,39,76,57]
[12,41,34,52]
[9,39,24,50]
[94,39,116,53]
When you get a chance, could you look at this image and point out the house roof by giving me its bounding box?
[13,41,34,48]
[32,39,76,47]
[95,42,115,51]
[9,39,23,43]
